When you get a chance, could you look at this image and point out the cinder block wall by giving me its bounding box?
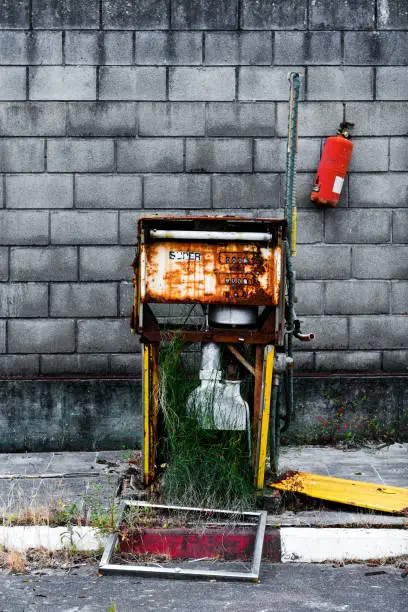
[0,0,407,377]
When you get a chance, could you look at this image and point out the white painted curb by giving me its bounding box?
[0,526,105,552]
[281,528,408,563]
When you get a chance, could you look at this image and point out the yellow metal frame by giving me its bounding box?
[254,345,275,490]
[142,344,150,485]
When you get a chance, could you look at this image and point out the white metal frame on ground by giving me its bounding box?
[99,501,267,582]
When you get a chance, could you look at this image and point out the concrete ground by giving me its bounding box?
[0,562,406,612]
[0,444,407,526]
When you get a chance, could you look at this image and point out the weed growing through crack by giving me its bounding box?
[158,338,256,511]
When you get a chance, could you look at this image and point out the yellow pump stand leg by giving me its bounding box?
[142,344,150,486]
[254,345,275,490]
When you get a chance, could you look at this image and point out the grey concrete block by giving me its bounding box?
[51,211,118,245]
[352,246,408,280]
[119,282,133,317]
[64,32,100,65]
[80,246,134,281]
[344,32,408,65]
[383,350,408,372]
[213,174,280,208]
[315,351,381,372]
[10,247,77,281]
[111,354,142,376]
[349,173,408,207]
[0,321,4,353]
[102,0,134,29]
[296,245,351,280]
[103,0,169,29]
[99,67,166,101]
[139,102,205,136]
[0,68,26,100]
[0,32,62,65]
[103,32,133,65]
[277,102,344,137]
[50,283,118,317]
[309,0,375,29]
[308,67,373,101]
[345,102,408,136]
[0,1,29,29]
[350,316,408,350]
[32,0,99,29]
[393,211,408,243]
[378,0,408,29]
[0,139,44,172]
[172,0,238,29]
[377,67,408,100]
[239,66,304,101]
[205,32,272,65]
[255,138,321,172]
[390,138,408,170]
[169,67,235,101]
[293,351,315,372]
[40,354,109,376]
[75,175,142,209]
[294,316,348,351]
[144,175,211,209]
[0,248,7,281]
[77,318,138,353]
[241,0,307,29]
[296,210,324,244]
[391,282,408,314]
[0,211,48,245]
[295,281,324,315]
[207,102,276,136]
[65,32,133,66]
[8,319,75,353]
[274,32,341,65]
[136,32,202,65]
[0,283,48,317]
[0,355,39,376]
[119,210,150,244]
[29,67,96,101]
[186,138,252,173]
[348,138,388,172]
[325,281,389,315]
[6,174,73,209]
[67,102,136,137]
[0,102,66,136]
[134,0,169,29]
[47,139,114,173]
[325,210,391,244]
[117,139,183,173]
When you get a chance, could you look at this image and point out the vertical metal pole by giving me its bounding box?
[142,343,150,485]
[150,343,159,481]
[254,345,275,490]
[252,345,264,470]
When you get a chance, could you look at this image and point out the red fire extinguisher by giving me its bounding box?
[311,122,354,207]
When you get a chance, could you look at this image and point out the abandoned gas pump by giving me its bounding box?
[131,73,313,492]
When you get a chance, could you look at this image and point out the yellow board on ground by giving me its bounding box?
[270,471,408,515]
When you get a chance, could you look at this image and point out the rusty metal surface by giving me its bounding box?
[140,241,282,307]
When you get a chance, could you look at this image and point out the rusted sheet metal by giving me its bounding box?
[270,471,408,515]
[140,241,282,306]
[140,328,276,345]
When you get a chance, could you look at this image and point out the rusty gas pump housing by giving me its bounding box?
[132,216,289,489]
[132,216,287,347]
